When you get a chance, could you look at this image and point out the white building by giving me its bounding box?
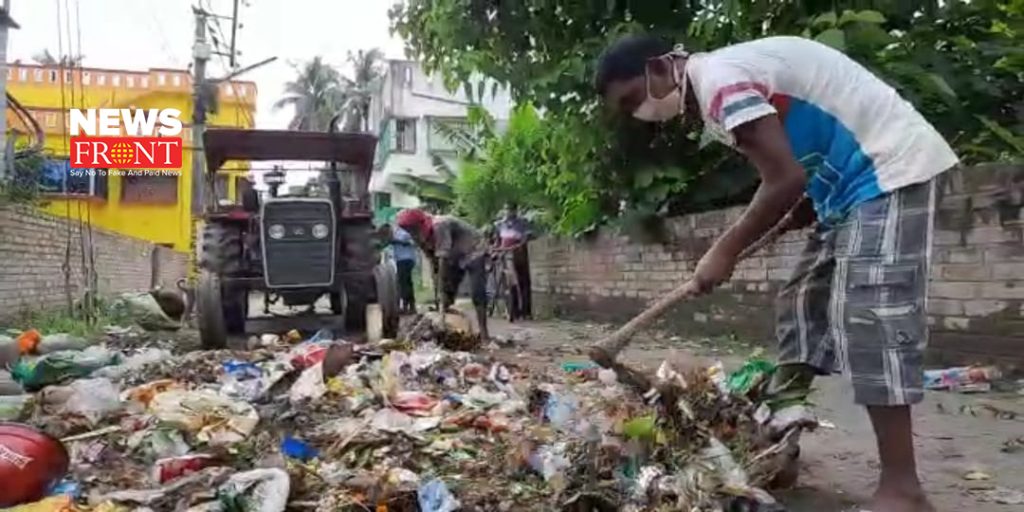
[367,59,511,213]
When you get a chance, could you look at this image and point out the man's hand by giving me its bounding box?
[691,245,738,294]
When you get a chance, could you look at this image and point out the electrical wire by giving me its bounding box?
[54,0,74,315]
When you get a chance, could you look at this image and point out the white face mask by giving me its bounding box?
[632,56,688,123]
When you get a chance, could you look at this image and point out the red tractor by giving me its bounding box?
[195,121,398,349]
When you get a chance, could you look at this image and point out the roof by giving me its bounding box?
[203,128,379,174]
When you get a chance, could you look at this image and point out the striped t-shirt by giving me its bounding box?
[686,36,959,225]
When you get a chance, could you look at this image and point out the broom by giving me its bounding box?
[589,199,811,389]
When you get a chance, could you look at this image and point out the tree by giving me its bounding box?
[272,57,347,131]
[392,0,1023,235]
[339,49,385,132]
[32,49,84,67]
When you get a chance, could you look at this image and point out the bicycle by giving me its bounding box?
[486,245,522,322]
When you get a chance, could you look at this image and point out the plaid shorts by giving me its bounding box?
[775,179,937,406]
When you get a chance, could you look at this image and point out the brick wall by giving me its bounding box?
[531,164,1024,366]
[0,205,188,322]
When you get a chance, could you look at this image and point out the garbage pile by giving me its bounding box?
[0,313,817,512]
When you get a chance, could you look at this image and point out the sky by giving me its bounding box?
[6,0,406,130]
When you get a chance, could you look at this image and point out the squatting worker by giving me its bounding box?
[595,35,958,512]
[396,208,489,341]
[494,202,534,320]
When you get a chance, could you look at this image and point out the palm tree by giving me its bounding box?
[339,48,385,132]
[272,57,347,131]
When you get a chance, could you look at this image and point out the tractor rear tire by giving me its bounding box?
[374,262,400,339]
[196,270,228,350]
[199,221,243,276]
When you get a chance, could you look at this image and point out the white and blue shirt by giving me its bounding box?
[687,36,959,226]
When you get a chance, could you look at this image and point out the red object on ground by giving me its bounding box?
[151,454,216,484]
[16,329,41,355]
[0,422,70,507]
[289,344,329,369]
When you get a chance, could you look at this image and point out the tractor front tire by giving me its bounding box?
[196,270,228,350]
[199,221,243,275]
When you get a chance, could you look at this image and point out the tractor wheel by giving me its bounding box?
[223,286,248,336]
[343,278,371,334]
[196,270,228,350]
[329,291,344,315]
[199,221,243,275]
[374,262,400,339]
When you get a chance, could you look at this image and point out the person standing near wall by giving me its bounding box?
[594,34,959,512]
[494,202,534,320]
[391,225,418,314]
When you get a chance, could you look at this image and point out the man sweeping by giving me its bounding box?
[396,208,490,341]
[594,35,958,512]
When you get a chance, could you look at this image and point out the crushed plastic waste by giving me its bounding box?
[109,292,182,332]
[0,314,819,511]
[12,346,121,391]
[924,365,1001,393]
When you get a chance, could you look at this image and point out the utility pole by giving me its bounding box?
[229,0,240,68]
[191,7,211,216]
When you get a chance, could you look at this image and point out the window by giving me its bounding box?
[403,65,413,87]
[112,75,121,86]
[238,85,246,97]
[5,68,10,80]
[18,68,27,81]
[122,175,178,204]
[33,69,43,82]
[37,158,108,199]
[172,75,182,87]
[394,119,416,153]
[157,73,166,86]
[126,76,135,88]
[48,70,57,82]
[373,192,392,209]
[82,72,91,85]
[64,70,72,82]
[97,74,106,86]
[141,77,149,88]
[45,113,56,127]
[225,85,234,96]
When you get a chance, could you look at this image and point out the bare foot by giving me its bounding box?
[869,485,936,512]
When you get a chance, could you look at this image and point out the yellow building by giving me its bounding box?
[5,63,257,253]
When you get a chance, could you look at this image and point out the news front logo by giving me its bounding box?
[69,109,184,169]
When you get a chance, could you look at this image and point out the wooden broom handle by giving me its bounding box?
[590,202,807,368]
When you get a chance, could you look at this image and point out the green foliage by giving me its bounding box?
[0,152,46,205]
[392,0,1023,236]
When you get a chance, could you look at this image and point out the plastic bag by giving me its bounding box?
[726,359,776,396]
[216,468,290,512]
[36,333,91,354]
[63,378,122,424]
[110,292,181,331]
[543,393,579,431]
[93,349,171,380]
[12,346,121,391]
[289,363,327,403]
[418,479,460,512]
[150,389,259,446]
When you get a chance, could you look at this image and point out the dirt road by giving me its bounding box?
[489,318,1024,512]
